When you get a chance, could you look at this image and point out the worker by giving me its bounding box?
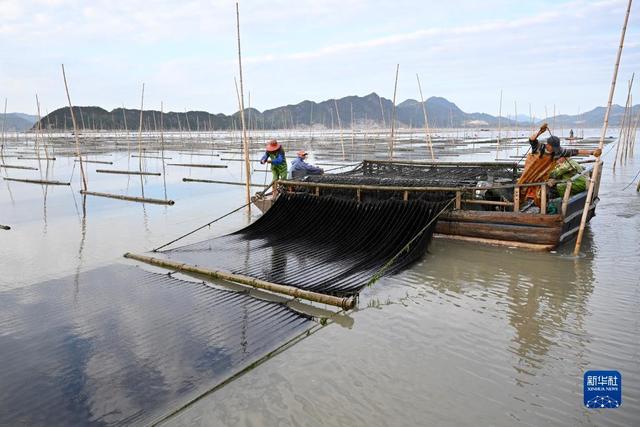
[260,139,287,197]
[290,150,324,178]
[517,123,600,209]
[569,129,575,139]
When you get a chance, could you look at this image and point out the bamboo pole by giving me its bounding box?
[182,178,265,187]
[96,169,161,176]
[4,177,70,185]
[416,74,434,160]
[160,102,168,201]
[495,89,502,159]
[389,63,399,159]
[81,190,175,205]
[123,252,355,309]
[574,0,632,256]
[1,98,6,160]
[613,73,634,170]
[236,2,252,214]
[61,64,87,192]
[0,164,38,170]
[137,83,146,198]
[74,159,113,164]
[167,163,228,168]
[333,99,345,160]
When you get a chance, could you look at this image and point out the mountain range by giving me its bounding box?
[2,113,38,132]
[28,93,640,131]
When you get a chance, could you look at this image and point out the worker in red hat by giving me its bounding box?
[290,150,323,178]
[260,139,288,193]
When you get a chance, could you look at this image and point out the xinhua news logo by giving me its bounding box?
[584,370,622,409]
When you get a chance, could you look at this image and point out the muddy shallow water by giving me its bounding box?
[1,129,638,426]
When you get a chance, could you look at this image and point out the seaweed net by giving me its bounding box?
[163,193,449,297]
[0,265,313,426]
[290,161,518,202]
[316,161,518,186]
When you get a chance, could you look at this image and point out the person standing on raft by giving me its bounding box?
[260,139,287,196]
[517,123,600,210]
[290,150,324,178]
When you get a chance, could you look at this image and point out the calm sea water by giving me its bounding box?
[1,129,638,425]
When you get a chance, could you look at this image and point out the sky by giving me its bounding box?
[1,0,639,118]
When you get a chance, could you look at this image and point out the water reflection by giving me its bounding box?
[0,265,313,425]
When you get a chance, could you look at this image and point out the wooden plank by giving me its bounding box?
[435,220,561,245]
[455,191,461,209]
[434,233,554,251]
[462,199,513,207]
[441,210,563,227]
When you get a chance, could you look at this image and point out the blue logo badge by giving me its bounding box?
[584,370,622,408]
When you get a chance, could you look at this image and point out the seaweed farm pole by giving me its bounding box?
[236,2,252,213]
[61,64,87,192]
[334,99,345,160]
[416,74,434,160]
[495,89,502,159]
[574,0,632,256]
[389,63,399,159]
[614,78,634,168]
[137,83,146,197]
[1,98,6,160]
[160,102,168,201]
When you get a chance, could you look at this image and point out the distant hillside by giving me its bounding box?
[34,94,638,131]
[2,113,38,132]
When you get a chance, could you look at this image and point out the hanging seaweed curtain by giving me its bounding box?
[162,193,448,297]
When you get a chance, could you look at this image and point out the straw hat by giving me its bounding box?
[266,139,281,152]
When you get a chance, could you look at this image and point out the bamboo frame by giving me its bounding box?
[123,252,355,309]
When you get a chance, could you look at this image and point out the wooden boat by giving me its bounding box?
[253,160,600,251]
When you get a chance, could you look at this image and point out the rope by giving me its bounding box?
[365,197,455,286]
[152,180,273,252]
[621,167,640,191]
